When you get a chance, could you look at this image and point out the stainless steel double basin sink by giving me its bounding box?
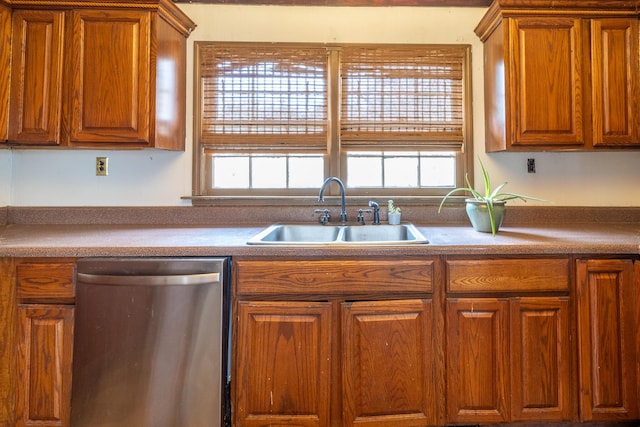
[247,223,428,245]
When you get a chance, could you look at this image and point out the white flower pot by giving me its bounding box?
[388,213,401,225]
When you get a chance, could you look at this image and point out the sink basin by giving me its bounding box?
[247,223,428,245]
[343,224,425,243]
[250,224,342,243]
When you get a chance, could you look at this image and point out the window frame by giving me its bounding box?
[192,41,473,203]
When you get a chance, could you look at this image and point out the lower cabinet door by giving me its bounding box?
[446,297,572,424]
[510,297,571,421]
[446,298,510,423]
[16,304,74,427]
[576,259,638,420]
[234,301,332,427]
[342,299,435,427]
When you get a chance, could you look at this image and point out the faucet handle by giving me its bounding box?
[357,208,373,225]
[314,209,331,225]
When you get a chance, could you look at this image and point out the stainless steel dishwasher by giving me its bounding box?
[71,257,230,427]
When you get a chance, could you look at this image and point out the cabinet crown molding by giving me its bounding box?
[476,0,640,39]
[4,0,195,35]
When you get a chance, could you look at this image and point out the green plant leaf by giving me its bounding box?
[438,155,550,235]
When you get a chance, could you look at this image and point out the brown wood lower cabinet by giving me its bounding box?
[235,301,332,427]
[342,299,434,426]
[233,258,436,427]
[14,260,75,427]
[16,304,74,427]
[576,259,639,421]
[445,258,573,424]
[446,296,571,423]
[233,256,640,426]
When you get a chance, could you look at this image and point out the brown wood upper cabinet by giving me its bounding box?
[7,1,195,150]
[475,1,640,151]
[0,3,10,142]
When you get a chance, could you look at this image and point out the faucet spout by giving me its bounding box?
[318,177,347,223]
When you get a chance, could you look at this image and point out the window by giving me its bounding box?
[193,42,472,199]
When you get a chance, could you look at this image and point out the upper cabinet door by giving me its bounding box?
[68,10,151,146]
[590,18,640,147]
[509,17,584,147]
[8,10,65,145]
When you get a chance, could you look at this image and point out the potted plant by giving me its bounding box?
[387,200,402,224]
[438,158,547,235]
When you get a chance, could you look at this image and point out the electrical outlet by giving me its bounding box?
[527,158,536,173]
[96,157,108,176]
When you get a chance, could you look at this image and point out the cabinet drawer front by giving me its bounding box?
[447,258,569,293]
[16,263,76,300]
[236,259,433,296]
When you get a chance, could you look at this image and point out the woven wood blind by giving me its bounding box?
[340,45,466,147]
[199,44,329,148]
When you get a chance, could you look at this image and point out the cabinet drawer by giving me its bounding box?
[16,262,76,300]
[236,259,433,297]
[446,258,569,293]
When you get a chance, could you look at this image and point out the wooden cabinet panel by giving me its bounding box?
[576,259,638,421]
[234,301,332,427]
[16,262,75,301]
[590,18,640,147]
[0,259,16,427]
[15,304,74,427]
[446,298,510,423]
[342,299,435,426]
[69,9,151,145]
[510,17,584,147]
[446,258,569,293]
[8,10,65,145]
[510,297,571,421]
[0,4,10,141]
[446,295,572,424]
[235,259,433,297]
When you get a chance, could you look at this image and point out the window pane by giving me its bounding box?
[211,153,324,189]
[421,155,456,187]
[213,156,249,188]
[347,151,456,189]
[347,154,382,187]
[252,156,287,188]
[385,155,418,187]
[289,157,324,188]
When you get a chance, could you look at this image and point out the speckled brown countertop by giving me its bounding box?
[1,206,639,258]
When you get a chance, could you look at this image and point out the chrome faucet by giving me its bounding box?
[318,177,347,223]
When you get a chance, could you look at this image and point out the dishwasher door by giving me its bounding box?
[71,257,229,427]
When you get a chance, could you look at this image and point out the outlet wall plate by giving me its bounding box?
[527,158,536,173]
[96,157,108,176]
